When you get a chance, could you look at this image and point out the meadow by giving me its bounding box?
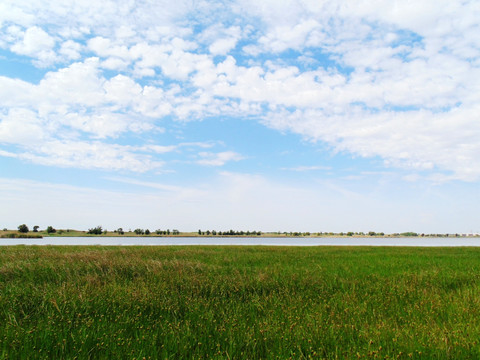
[1,246,480,359]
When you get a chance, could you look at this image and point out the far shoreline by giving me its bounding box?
[2,229,479,239]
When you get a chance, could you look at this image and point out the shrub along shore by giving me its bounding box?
[1,245,480,358]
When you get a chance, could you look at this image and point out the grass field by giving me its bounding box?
[1,246,480,359]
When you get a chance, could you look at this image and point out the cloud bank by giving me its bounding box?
[0,0,479,180]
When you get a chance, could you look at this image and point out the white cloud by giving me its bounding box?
[262,104,480,181]
[0,2,35,28]
[179,141,216,149]
[0,76,36,107]
[103,74,142,106]
[12,140,164,172]
[0,0,479,182]
[61,112,134,139]
[139,145,177,154]
[282,165,331,172]
[201,24,242,55]
[257,19,321,53]
[38,58,105,107]
[10,26,57,66]
[59,40,82,60]
[209,37,238,55]
[87,36,131,60]
[197,151,245,166]
[0,108,47,145]
[101,57,129,70]
[115,25,136,39]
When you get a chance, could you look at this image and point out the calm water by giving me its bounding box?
[0,236,479,246]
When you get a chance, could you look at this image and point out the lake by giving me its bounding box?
[0,236,479,246]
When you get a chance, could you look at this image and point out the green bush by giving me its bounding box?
[87,226,103,235]
[17,224,29,233]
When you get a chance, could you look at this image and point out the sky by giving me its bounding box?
[0,0,479,234]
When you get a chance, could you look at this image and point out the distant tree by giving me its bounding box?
[18,224,29,233]
[145,229,150,235]
[117,228,125,235]
[368,231,376,236]
[155,229,162,235]
[2,228,7,231]
[87,226,103,235]
[347,232,354,236]
[47,226,56,234]
[33,225,39,232]
[206,230,211,235]
[198,229,202,235]
[134,228,144,235]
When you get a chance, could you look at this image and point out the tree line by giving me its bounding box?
[197,230,262,236]
[13,224,57,234]
[3,225,469,238]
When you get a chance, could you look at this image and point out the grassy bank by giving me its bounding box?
[1,246,480,359]
[0,233,43,239]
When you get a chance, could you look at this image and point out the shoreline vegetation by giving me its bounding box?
[0,233,43,239]
[1,227,479,239]
[1,246,480,358]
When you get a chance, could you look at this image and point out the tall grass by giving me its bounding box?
[1,246,480,358]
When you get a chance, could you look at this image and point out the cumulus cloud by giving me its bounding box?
[0,108,47,145]
[10,26,55,54]
[201,24,243,55]
[10,26,57,66]
[59,40,82,60]
[0,0,479,180]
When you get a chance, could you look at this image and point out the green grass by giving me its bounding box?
[1,246,480,359]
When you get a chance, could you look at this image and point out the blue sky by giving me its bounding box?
[1,0,479,233]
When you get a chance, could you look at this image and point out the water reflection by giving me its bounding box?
[1,237,479,246]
